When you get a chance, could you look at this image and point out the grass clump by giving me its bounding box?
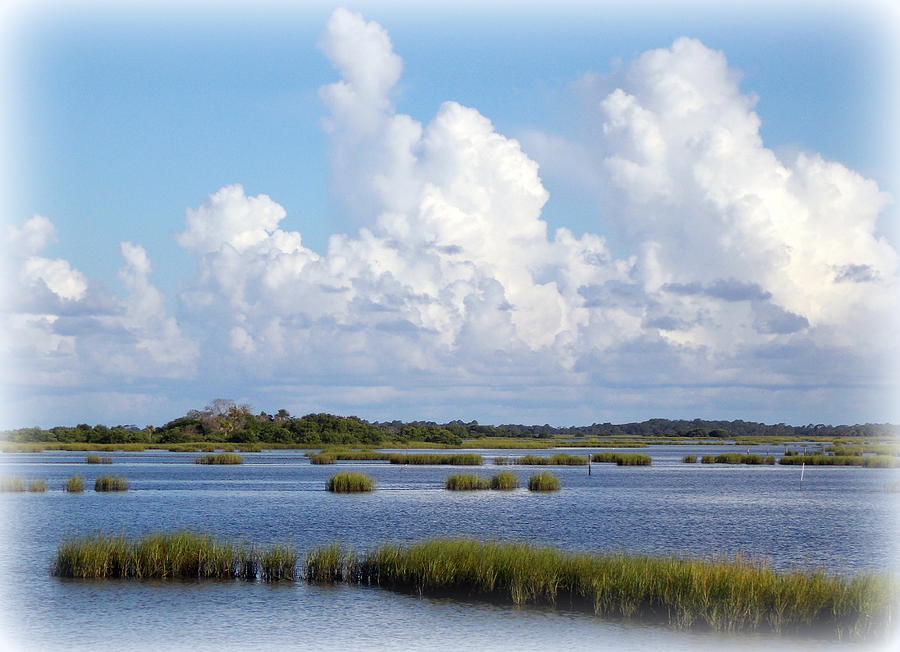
[493,456,513,465]
[334,538,896,639]
[195,453,244,465]
[305,543,354,583]
[779,455,898,468]
[388,453,482,466]
[528,472,561,491]
[64,475,85,493]
[682,454,697,463]
[28,479,47,492]
[261,544,298,582]
[85,455,112,464]
[445,473,490,491]
[517,454,550,465]
[592,452,652,466]
[327,472,374,493]
[94,475,128,492]
[308,453,336,464]
[490,471,518,490]
[0,477,25,492]
[700,453,775,465]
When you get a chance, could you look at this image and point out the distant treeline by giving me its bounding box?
[2,400,897,445]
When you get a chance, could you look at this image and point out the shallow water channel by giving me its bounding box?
[1,444,898,651]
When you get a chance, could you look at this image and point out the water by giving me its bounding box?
[1,445,898,651]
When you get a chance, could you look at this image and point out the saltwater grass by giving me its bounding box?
[527,472,561,491]
[490,471,518,490]
[0,476,25,492]
[445,473,490,490]
[682,454,697,463]
[28,479,47,492]
[321,538,895,638]
[700,453,776,465]
[64,474,85,493]
[778,455,898,468]
[493,456,513,465]
[308,453,336,464]
[308,450,392,463]
[94,475,128,492]
[194,453,244,465]
[591,452,652,466]
[327,472,375,493]
[52,531,296,581]
[388,453,483,466]
[85,455,113,464]
[461,438,555,449]
[305,544,354,583]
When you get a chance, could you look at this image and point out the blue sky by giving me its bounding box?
[3,1,898,427]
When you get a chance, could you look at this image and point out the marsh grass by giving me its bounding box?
[28,479,47,492]
[85,455,112,464]
[308,453,336,464]
[490,471,518,490]
[64,475,85,493]
[194,453,244,465]
[388,453,482,466]
[94,475,128,492]
[591,453,652,466]
[52,531,296,582]
[308,450,391,462]
[445,473,490,490]
[327,538,895,638]
[461,438,554,449]
[305,544,354,583]
[493,456,513,465]
[779,455,897,468]
[327,472,375,493]
[682,455,697,463]
[0,476,25,492]
[701,453,775,465]
[512,453,588,465]
[528,472,561,491]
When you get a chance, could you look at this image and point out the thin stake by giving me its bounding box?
[800,462,805,482]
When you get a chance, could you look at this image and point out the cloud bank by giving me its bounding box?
[3,9,897,426]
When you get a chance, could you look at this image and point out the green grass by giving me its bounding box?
[700,453,775,465]
[388,453,483,465]
[591,452,652,466]
[94,475,128,491]
[682,454,697,463]
[194,453,244,465]
[64,475,85,493]
[490,471,519,490]
[28,479,47,492]
[327,472,375,493]
[52,531,297,581]
[493,456,513,465]
[445,473,490,490]
[308,453,336,464]
[527,472,561,491]
[778,455,898,468]
[0,476,25,492]
[461,438,555,449]
[85,455,113,464]
[316,538,896,639]
[305,543,354,583]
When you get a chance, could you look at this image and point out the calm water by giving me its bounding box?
[1,445,898,651]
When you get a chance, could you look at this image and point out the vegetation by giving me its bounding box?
[94,475,128,492]
[195,453,244,465]
[445,473,490,490]
[493,456,513,465]
[388,453,482,465]
[490,471,518,490]
[64,475,85,493]
[308,453,335,464]
[0,477,25,492]
[52,531,296,581]
[778,455,898,468]
[28,479,47,492]
[682,454,697,463]
[591,452,652,466]
[528,472,561,491]
[85,455,113,464]
[515,453,587,466]
[700,454,776,465]
[311,538,896,639]
[327,472,375,493]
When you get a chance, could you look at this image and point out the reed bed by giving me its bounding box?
[778,455,898,468]
[493,456,513,465]
[490,471,518,490]
[315,538,896,639]
[28,479,47,492]
[826,444,900,457]
[85,455,113,464]
[308,453,336,464]
[388,453,483,466]
[0,476,25,492]
[64,474,85,493]
[528,472,561,491]
[682,454,697,463]
[94,475,128,492]
[445,473,490,490]
[332,451,393,461]
[52,532,297,581]
[461,438,554,449]
[513,453,588,466]
[327,472,375,493]
[563,440,649,448]
[194,453,244,465]
[591,452,652,466]
[700,453,776,465]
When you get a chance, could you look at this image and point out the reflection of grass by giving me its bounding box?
[327,472,374,493]
[445,473,490,490]
[527,472,560,491]
[312,538,896,638]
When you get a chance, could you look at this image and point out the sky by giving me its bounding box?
[1,0,898,428]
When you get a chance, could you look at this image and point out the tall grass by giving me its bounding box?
[327,472,374,493]
[493,456,513,465]
[305,544,354,583]
[28,479,47,492]
[94,475,128,491]
[591,452,652,466]
[0,477,25,492]
[682,455,697,463]
[779,455,898,468]
[388,453,482,465]
[308,453,336,464]
[52,532,296,581]
[445,473,490,490]
[194,453,244,465]
[528,472,561,491]
[515,453,588,466]
[85,455,113,464]
[700,453,775,465]
[320,538,896,639]
[64,475,85,493]
[490,471,518,490]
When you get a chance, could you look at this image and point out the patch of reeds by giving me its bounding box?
[778,455,898,468]
[85,455,113,464]
[490,471,518,490]
[527,472,561,491]
[461,438,555,449]
[308,453,336,464]
[517,454,550,465]
[94,475,128,492]
[682,454,697,463]
[494,456,513,465]
[445,473,490,490]
[28,479,47,492]
[305,543,354,583]
[64,475,85,493]
[328,538,896,639]
[388,453,483,466]
[591,452,652,466]
[0,476,26,492]
[327,472,374,493]
[700,453,775,465]
[194,453,244,465]
[52,531,297,582]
